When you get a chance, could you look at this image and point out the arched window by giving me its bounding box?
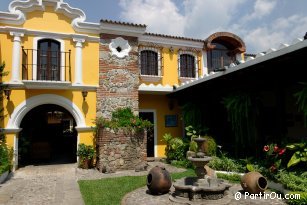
[179,54,195,78]
[37,39,61,81]
[140,50,158,76]
[207,42,236,73]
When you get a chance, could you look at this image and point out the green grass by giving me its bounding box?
[78,169,195,205]
[216,173,242,183]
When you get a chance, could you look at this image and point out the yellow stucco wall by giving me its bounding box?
[23,7,76,33]
[140,47,203,86]
[1,6,99,150]
[139,94,183,157]
[0,33,13,82]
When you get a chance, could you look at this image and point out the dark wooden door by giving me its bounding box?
[139,112,155,157]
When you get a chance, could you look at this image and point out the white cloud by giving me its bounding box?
[244,0,277,21]
[183,0,244,38]
[118,0,307,53]
[242,14,307,52]
[119,0,185,36]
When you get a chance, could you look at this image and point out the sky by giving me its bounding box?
[1,0,307,53]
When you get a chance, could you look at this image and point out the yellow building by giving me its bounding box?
[0,0,246,169]
[0,0,100,169]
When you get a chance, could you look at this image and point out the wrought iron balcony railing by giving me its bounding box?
[22,47,71,82]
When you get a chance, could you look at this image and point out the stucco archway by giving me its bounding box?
[7,94,86,130]
[6,94,87,169]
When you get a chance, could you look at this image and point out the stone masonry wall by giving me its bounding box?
[97,128,147,172]
[96,34,145,172]
[97,34,139,119]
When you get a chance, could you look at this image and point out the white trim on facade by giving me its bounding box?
[109,37,131,59]
[101,22,146,37]
[6,94,87,129]
[10,31,24,83]
[73,38,85,85]
[0,0,100,34]
[138,83,173,94]
[139,35,204,49]
[202,50,208,76]
[178,50,199,79]
[0,26,99,42]
[139,109,158,158]
[139,46,162,77]
[32,37,66,81]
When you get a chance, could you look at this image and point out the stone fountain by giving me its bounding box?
[170,136,231,204]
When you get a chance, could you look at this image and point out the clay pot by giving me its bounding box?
[241,171,268,194]
[147,166,172,195]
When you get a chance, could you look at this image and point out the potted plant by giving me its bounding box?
[76,143,95,169]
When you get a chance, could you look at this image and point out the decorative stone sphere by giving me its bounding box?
[147,166,172,195]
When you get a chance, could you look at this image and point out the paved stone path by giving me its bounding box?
[0,164,84,205]
[0,161,287,205]
[122,184,287,205]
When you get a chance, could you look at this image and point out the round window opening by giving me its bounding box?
[109,37,131,58]
[116,46,122,52]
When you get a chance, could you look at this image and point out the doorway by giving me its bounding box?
[139,110,156,157]
[19,104,77,166]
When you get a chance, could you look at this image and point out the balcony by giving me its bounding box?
[22,47,71,89]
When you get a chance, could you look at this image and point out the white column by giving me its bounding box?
[73,38,85,85]
[10,32,24,83]
[236,53,245,63]
[13,134,18,171]
[202,50,208,76]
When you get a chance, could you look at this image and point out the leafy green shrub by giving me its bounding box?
[286,141,307,168]
[277,171,307,192]
[287,192,307,205]
[77,144,95,160]
[216,173,241,183]
[262,143,287,173]
[0,140,12,174]
[77,143,95,169]
[204,136,217,156]
[162,133,189,163]
[208,156,245,172]
[185,125,216,156]
[95,108,152,135]
[171,160,193,168]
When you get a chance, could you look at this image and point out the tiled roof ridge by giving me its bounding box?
[100,19,147,28]
[144,32,204,42]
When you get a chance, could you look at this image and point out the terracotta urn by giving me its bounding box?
[147,166,172,195]
[241,171,268,194]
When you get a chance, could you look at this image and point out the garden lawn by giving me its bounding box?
[78,169,195,205]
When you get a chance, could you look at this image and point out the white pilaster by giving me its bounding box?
[73,38,85,85]
[236,53,244,63]
[13,134,18,171]
[202,50,208,76]
[10,32,24,83]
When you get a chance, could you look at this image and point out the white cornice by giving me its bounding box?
[139,35,204,49]
[100,22,146,37]
[0,0,100,34]
[0,26,99,42]
[4,81,98,91]
[138,83,173,94]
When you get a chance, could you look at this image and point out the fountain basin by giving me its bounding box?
[172,177,231,200]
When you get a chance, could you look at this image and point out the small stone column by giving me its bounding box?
[10,32,24,83]
[73,38,85,85]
